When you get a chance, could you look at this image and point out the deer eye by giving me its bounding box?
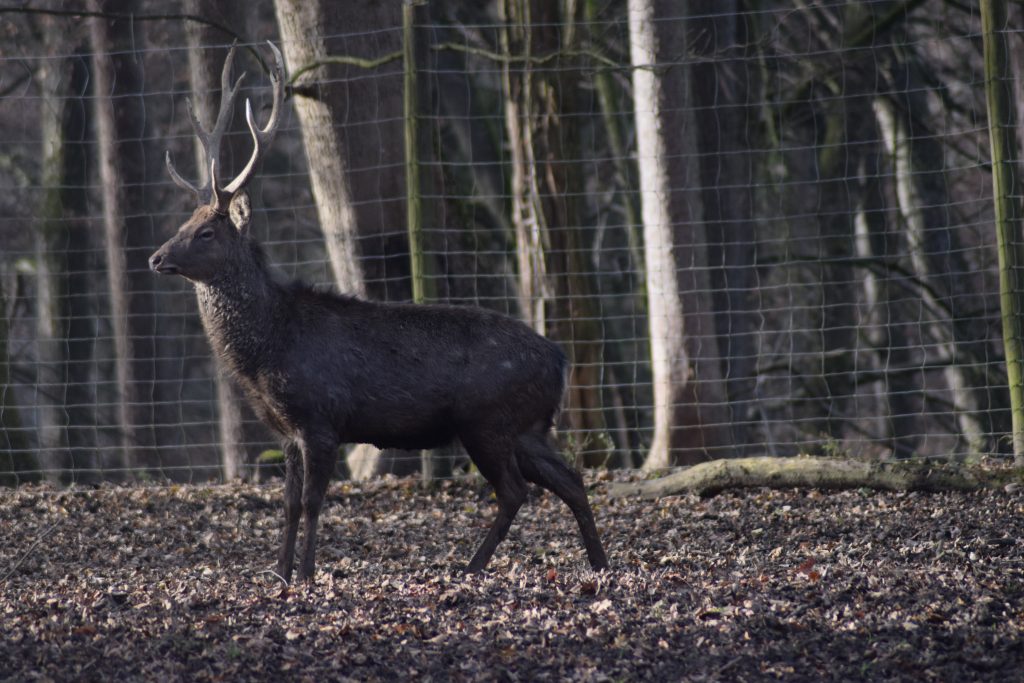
[198,227,215,241]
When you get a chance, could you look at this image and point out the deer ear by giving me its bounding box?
[229,191,251,233]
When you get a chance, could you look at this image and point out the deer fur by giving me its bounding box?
[150,43,609,583]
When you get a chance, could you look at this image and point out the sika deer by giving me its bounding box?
[150,42,608,583]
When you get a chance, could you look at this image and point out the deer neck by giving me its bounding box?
[194,250,287,376]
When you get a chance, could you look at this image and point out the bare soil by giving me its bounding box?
[1,474,1022,682]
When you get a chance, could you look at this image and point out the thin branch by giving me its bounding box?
[431,41,620,69]
[764,252,951,317]
[286,51,403,87]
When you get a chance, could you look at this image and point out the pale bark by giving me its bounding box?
[89,10,131,474]
[629,0,731,468]
[608,456,1022,499]
[273,0,365,297]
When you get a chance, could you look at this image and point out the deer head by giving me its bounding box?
[150,41,285,282]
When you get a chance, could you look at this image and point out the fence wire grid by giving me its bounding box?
[0,0,1019,484]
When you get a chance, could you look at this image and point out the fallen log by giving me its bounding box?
[606,456,1024,499]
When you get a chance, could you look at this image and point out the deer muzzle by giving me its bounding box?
[149,249,179,275]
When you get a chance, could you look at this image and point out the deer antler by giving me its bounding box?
[166,41,285,214]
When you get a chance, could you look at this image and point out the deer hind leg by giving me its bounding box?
[516,431,609,570]
[276,441,303,582]
[461,434,528,572]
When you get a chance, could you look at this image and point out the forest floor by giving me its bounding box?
[1,472,1022,682]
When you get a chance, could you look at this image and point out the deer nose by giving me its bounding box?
[149,251,178,275]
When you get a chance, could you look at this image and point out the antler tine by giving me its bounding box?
[164,96,208,201]
[205,43,247,168]
[220,42,286,198]
[166,150,203,201]
[210,158,233,216]
[166,42,247,205]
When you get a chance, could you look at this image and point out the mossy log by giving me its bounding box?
[606,456,1024,499]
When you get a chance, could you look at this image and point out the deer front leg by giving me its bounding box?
[276,441,303,583]
[296,434,339,583]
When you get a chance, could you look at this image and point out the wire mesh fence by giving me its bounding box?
[0,0,1018,484]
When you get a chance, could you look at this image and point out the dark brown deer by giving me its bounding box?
[150,42,608,583]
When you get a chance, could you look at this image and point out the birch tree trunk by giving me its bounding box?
[273,0,365,297]
[629,0,731,468]
[275,0,423,477]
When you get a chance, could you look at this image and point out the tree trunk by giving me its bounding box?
[425,8,518,305]
[689,1,762,454]
[884,55,1001,455]
[500,0,549,334]
[58,51,97,482]
[89,0,163,475]
[273,0,366,298]
[0,275,34,486]
[607,456,1022,499]
[279,0,410,302]
[629,0,731,468]
[35,41,97,482]
[982,0,1024,465]
[274,0,422,477]
[859,124,921,458]
[35,24,76,477]
[500,0,615,467]
[813,90,865,443]
[184,0,264,481]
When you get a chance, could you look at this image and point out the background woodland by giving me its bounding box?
[0,0,1018,483]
